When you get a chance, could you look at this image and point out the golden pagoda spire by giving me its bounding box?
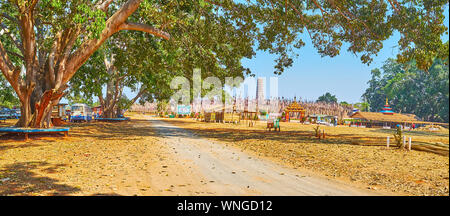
[385,97,389,106]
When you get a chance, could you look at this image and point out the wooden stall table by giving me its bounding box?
[266,119,280,132]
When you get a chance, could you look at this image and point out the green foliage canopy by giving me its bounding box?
[317,92,337,103]
[1,0,449,126]
[362,58,449,122]
[0,73,19,108]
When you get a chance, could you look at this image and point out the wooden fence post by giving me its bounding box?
[403,136,406,149]
[408,137,412,151]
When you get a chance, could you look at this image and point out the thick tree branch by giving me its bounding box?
[63,0,172,88]
[0,40,24,101]
[112,73,121,107]
[310,0,331,31]
[48,31,62,87]
[18,8,38,86]
[0,23,24,53]
[96,0,116,12]
[387,0,400,13]
[64,0,145,85]
[204,0,223,7]
[327,0,375,38]
[6,50,24,60]
[28,0,39,12]
[1,13,18,23]
[98,91,105,109]
[311,0,327,15]
[0,40,13,78]
[56,28,81,89]
[0,40,20,74]
[287,1,313,42]
[118,22,170,40]
[126,87,146,109]
[95,77,106,109]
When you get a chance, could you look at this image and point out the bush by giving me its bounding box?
[393,126,404,148]
[313,125,321,137]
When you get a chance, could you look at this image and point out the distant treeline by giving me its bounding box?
[363,58,449,123]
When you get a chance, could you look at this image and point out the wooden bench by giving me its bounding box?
[0,127,70,141]
[266,119,280,132]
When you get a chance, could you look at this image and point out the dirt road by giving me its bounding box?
[150,119,382,196]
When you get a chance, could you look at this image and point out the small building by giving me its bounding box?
[51,103,68,126]
[203,105,240,123]
[349,111,419,128]
[348,99,447,128]
[284,101,306,122]
[307,114,338,126]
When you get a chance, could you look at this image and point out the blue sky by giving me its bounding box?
[242,34,400,104]
[120,5,449,105]
[242,7,449,104]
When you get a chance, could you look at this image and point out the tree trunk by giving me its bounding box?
[15,74,65,128]
[103,73,116,118]
[99,54,119,118]
[16,97,32,127]
[116,105,122,117]
[0,0,170,128]
[103,107,116,118]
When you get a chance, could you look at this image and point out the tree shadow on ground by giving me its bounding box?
[0,133,65,143]
[159,119,379,146]
[161,120,449,155]
[68,120,160,140]
[0,161,80,196]
[90,192,123,196]
[371,128,449,138]
[0,142,42,152]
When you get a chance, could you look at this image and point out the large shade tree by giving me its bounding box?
[363,57,449,122]
[69,7,254,118]
[0,0,448,128]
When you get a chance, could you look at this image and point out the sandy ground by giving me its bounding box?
[0,116,448,195]
[0,117,380,195]
[159,117,449,196]
[149,119,381,195]
[0,119,212,195]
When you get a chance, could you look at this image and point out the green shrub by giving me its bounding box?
[393,126,404,148]
[314,125,321,137]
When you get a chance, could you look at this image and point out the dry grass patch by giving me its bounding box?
[163,118,449,196]
[0,119,169,196]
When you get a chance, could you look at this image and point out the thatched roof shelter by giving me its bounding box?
[350,112,448,126]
